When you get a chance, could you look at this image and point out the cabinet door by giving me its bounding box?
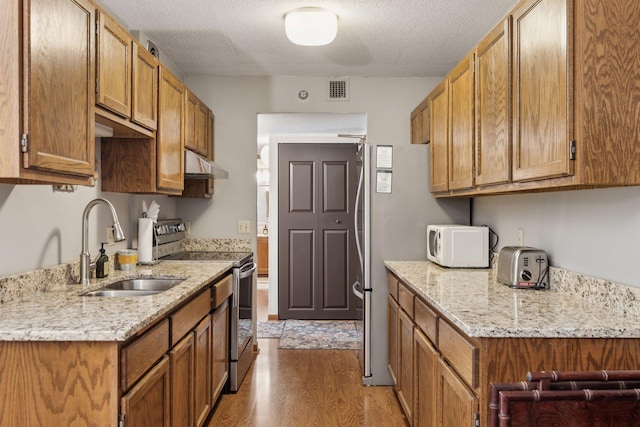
[195,101,209,156]
[429,79,449,193]
[387,294,399,386]
[475,18,511,186]
[24,0,95,178]
[448,53,475,191]
[131,41,158,130]
[257,236,269,276]
[157,65,185,192]
[410,108,421,144]
[419,101,430,144]
[194,316,212,427]
[398,308,414,424]
[170,334,195,427]
[414,329,438,427]
[185,91,199,153]
[206,109,215,160]
[436,358,478,427]
[121,355,170,427]
[512,0,572,182]
[96,10,131,118]
[211,299,229,405]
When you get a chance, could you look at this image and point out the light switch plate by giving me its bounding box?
[237,220,250,234]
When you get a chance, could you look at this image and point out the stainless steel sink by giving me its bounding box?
[82,289,165,297]
[81,277,185,297]
[105,278,185,291]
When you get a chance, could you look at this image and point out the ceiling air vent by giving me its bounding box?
[327,78,350,102]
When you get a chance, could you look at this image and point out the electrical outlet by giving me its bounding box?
[237,220,250,234]
[105,226,115,245]
[185,221,191,235]
[517,228,524,246]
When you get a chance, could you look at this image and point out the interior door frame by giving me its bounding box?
[267,135,361,318]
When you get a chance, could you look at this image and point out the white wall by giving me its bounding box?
[180,75,438,254]
[0,139,178,278]
[473,186,640,288]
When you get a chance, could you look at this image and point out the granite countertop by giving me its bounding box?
[0,261,232,342]
[384,260,640,339]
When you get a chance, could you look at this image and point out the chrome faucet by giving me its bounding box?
[79,198,126,285]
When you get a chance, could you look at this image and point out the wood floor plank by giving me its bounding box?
[207,339,407,426]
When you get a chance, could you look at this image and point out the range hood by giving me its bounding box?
[184,149,229,179]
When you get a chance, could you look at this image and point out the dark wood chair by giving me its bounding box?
[490,370,640,427]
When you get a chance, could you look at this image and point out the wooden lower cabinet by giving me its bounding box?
[211,299,230,405]
[413,329,438,427]
[0,276,233,427]
[121,356,171,427]
[387,295,399,385]
[171,333,195,427]
[257,236,269,277]
[397,308,415,423]
[387,269,640,427]
[194,316,213,427]
[437,359,478,427]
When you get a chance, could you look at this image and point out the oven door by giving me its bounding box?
[233,261,257,357]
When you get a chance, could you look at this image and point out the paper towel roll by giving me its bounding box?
[138,218,155,263]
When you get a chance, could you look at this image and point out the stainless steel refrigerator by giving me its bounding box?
[352,142,469,385]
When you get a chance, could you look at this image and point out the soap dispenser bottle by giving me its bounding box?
[96,243,110,279]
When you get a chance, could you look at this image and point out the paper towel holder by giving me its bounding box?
[138,217,159,265]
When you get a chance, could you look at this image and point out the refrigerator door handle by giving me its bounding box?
[354,157,364,270]
[352,280,364,300]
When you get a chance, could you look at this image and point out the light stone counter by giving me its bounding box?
[384,260,640,339]
[0,261,232,342]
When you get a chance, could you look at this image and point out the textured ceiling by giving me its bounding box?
[97,0,519,78]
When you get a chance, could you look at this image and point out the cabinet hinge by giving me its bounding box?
[95,16,99,35]
[119,414,125,427]
[20,133,28,153]
[569,140,576,160]
[474,412,480,427]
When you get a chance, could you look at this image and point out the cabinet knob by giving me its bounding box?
[335,220,341,224]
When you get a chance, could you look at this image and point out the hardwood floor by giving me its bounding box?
[206,289,407,426]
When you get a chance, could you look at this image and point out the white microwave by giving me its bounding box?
[427,225,489,268]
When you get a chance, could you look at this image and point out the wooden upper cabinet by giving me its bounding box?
[207,108,215,160]
[429,79,449,193]
[131,41,158,131]
[512,0,572,182]
[185,90,209,156]
[475,18,511,187]
[411,97,431,145]
[0,0,95,184]
[419,101,430,144]
[96,10,131,118]
[448,52,475,191]
[157,65,185,193]
[410,107,421,144]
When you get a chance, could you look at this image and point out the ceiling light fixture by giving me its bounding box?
[285,8,338,46]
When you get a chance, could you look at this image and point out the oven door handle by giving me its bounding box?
[239,262,257,279]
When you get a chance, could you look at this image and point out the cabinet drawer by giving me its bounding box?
[438,319,478,388]
[415,298,438,346]
[387,271,399,300]
[212,274,232,308]
[121,318,170,392]
[398,282,414,317]
[171,289,211,345]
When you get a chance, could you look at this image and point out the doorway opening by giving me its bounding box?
[256,113,367,321]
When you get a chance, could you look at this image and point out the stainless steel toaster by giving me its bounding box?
[497,246,549,289]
